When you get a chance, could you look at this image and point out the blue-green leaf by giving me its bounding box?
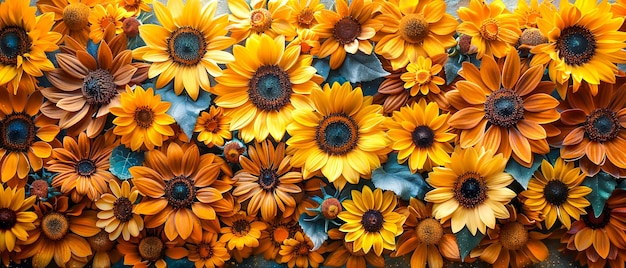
[234,254,287,267]
[155,86,212,141]
[371,153,430,201]
[360,77,385,96]
[313,57,330,80]
[298,212,328,251]
[617,179,626,191]
[504,154,543,189]
[582,171,617,217]
[109,145,145,180]
[338,51,389,83]
[455,226,485,261]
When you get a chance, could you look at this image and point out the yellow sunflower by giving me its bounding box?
[232,141,303,221]
[457,0,521,59]
[374,0,458,70]
[109,85,176,151]
[37,0,103,46]
[95,180,144,241]
[133,0,235,101]
[227,0,296,42]
[425,147,517,235]
[514,0,547,29]
[521,159,591,229]
[212,33,320,143]
[289,28,321,56]
[219,211,267,250]
[286,0,325,31]
[311,0,383,69]
[0,88,60,182]
[0,184,37,253]
[338,187,406,256]
[279,231,326,268]
[194,106,232,148]
[185,232,230,268]
[387,99,455,173]
[117,0,153,16]
[531,0,626,97]
[88,3,133,44]
[0,0,62,93]
[324,228,385,268]
[400,55,446,97]
[116,228,188,268]
[286,82,390,185]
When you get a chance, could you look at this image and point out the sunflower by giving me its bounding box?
[425,147,517,235]
[185,231,230,268]
[286,0,324,31]
[88,3,133,44]
[457,0,521,59]
[37,0,103,46]
[289,28,321,56]
[324,228,385,268]
[95,180,144,241]
[232,141,303,221]
[219,211,267,251]
[531,0,626,97]
[387,99,455,173]
[227,0,296,42]
[109,85,175,151]
[133,0,235,101]
[337,187,405,256]
[212,33,320,143]
[0,184,37,253]
[514,0,547,29]
[117,0,153,16]
[194,106,232,148]
[0,87,60,182]
[311,0,383,69]
[131,143,233,241]
[86,230,123,268]
[374,0,458,70]
[400,55,446,97]
[612,0,626,31]
[470,206,550,268]
[0,0,62,93]
[279,231,325,268]
[520,158,591,229]
[286,82,389,185]
[116,228,188,268]
[254,218,300,262]
[392,198,461,268]
[446,49,560,167]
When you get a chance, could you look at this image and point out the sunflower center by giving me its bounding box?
[543,180,569,206]
[0,208,17,230]
[412,125,435,148]
[321,197,342,220]
[520,28,547,47]
[361,209,384,233]
[75,159,97,176]
[0,113,36,152]
[258,168,279,191]
[87,231,115,252]
[0,27,31,66]
[232,219,251,236]
[582,206,611,229]
[273,226,290,243]
[297,8,315,29]
[138,236,164,262]
[198,243,213,259]
[296,243,311,256]
[82,69,117,106]
[205,119,218,133]
[168,27,206,66]
[585,108,620,143]
[63,3,90,31]
[41,212,69,241]
[248,65,293,112]
[333,16,361,45]
[223,140,246,163]
[484,89,524,128]
[316,113,360,156]
[414,69,432,85]
[30,180,50,200]
[556,25,596,66]
[113,197,133,222]
[499,222,529,250]
[134,107,155,128]
[399,15,430,44]
[454,172,488,208]
[416,218,444,245]
[250,8,273,33]
[164,176,196,209]
[479,18,500,41]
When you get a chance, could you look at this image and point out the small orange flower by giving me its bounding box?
[194,106,232,148]
[88,3,133,43]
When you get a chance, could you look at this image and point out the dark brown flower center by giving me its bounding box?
[63,2,90,31]
[321,197,342,219]
[484,89,524,128]
[198,243,214,259]
[138,236,164,261]
[499,222,529,250]
[134,107,155,128]
[168,27,207,66]
[297,8,316,29]
[30,179,50,200]
[543,180,569,206]
[88,230,115,252]
[164,176,196,209]
[82,69,117,106]
[114,197,133,222]
[0,26,31,66]
[585,108,620,143]
[258,168,279,191]
[480,18,499,41]
[296,243,311,256]
[223,140,246,163]
[248,65,293,112]
[205,119,218,133]
[362,209,384,233]
[41,212,70,241]
[399,15,429,44]
[316,113,360,156]
[232,219,251,236]
[582,206,611,229]
[0,208,17,230]
[556,25,596,66]
[250,8,273,33]
[412,125,435,148]
[333,16,361,45]
[75,159,97,176]
[416,218,444,245]
[454,172,488,208]
[0,113,36,152]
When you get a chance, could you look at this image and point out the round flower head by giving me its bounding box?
[95,180,144,241]
[0,184,37,253]
[228,0,297,42]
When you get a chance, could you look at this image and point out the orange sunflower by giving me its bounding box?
[254,218,300,262]
[531,0,626,97]
[425,147,517,235]
[109,85,176,151]
[324,228,385,268]
[117,228,188,268]
[37,0,103,46]
[514,0,547,29]
[88,3,133,44]
[400,55,447,97]
[219,211,267,250]
[85,230,122,268]
[212,33,320,143]
[286,0,325,31]
[374,0,458,70]
[117,0,153,16]
[0,184,37,253]
[311,0,383,69]
[95,180,144,241]
[133,0,235,101]
[194,106,232,148]
[232,141,303,221]
[457,0,521,59]
[279,231,326,268]
[228,0,296,42]
[185,231,230,268]
[446,49,560,167]
[0,88,60,182]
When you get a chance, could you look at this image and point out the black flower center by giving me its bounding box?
[412,125,435,148]
[556,25,596,66]
[168,27,206,66]
[361,209,384,233]
[75,159,97,176]
[484,89,524,128]
[63,3,90,31]
[138,236,164,262]
[87,231,115,252]
[333,16,361,45]
[543,180,569,206]
[258,168,279,191]
[454,172,488,208]
[82,69,117,106]
[232,219,251,236]
[585,108,620,143]
[0,113,36,152]
[164,176,195,209]
[0,208,17,230]
[250,8,273,33]
[399,15,429,44]
[316,113,359,156]
[416,218,444,245]
[41,212,69,241]
[134,107,155,128]
[0,27,31,66]
[499,222,529,250]
[582,206,611,229]
[113,197,133,222]
[248,65,293,111]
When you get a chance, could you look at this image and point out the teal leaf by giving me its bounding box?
[617,179,626,190]
[325,69,347,87]
[109,145,145,180]
[455,226,485,261]
[312,57,330,80]
[234,254,287,267]
[371,153,430,200]
[155,86,212,141]
[163,257,194,268]
[582,171,617,217]
[298,212,328,251]
[338,51,390,83]
[504,154,543,189]
[360,77,385,96]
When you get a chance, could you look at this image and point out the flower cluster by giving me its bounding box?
[1,0,626,267]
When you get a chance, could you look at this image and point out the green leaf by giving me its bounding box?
[109,145,145,180]
[155,85,212,141]
[371,153,430,201]
[504,154,543,189]
[582,171,617,217]
[338,51,389,83]
[455,226,485,261]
